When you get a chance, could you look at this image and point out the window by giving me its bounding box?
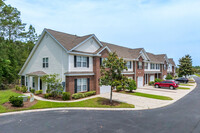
[43,57,48,68]
[76,56,88,68]
[126,61,131,69]
[164,64,167,70]
[156,64,160,70]
[150,63,155,69]
[32,77,35,88]
[77,78,88,92]
[138,62,143,69]
[100,58,107,66]
[145,63,148,69]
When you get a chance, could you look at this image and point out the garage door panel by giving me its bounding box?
[137,76,143,88]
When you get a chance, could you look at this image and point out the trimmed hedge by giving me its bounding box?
[35,90,43,95]
[9,96,23,107]
[15,85,20,91]
[62,92,71,100]
[20,86,27,93]
[30,89,35,94]
[72,91,96,99]
[44,93,50,99]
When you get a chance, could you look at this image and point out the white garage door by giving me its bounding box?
[150,75,155,82]
[137,76,143,88]
[100,85,111,94]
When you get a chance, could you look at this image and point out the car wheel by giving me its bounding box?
[155,85,159,88]
[170,86,174,90]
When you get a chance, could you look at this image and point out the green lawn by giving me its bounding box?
[180,84,193,86]
[0,90,134,113]
[177,87,190,90]
[195,74,200,77]
[120,91,173,100]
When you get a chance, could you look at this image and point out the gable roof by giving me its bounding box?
[101,41,143,59]
[169,58,176,66]
[46,29,93,51]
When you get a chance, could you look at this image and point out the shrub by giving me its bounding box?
[44,93,50,99]
[9,96,23,107]
[0,83,9,90]
[155,78,163,83]
[30,89,35,94]
[62,92,71,100]
[126,79,137,92]
[116,85,122,92]
[35,90,43,95]
[20,86,27,93]
[15,85,20,91]
[149,81,155,86]
[72,91,96,99]
[166,74,173,80]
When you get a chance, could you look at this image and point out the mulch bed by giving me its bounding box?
[35,94,64,101]
[3,100,38,110]
[98,98,121,106]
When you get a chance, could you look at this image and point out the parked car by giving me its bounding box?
[154,80,179,89]
[168,79,180,85]
[175,77,189,83]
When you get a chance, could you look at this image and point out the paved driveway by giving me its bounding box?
[0,77,200,133]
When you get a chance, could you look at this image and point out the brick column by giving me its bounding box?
[93,57,100,94]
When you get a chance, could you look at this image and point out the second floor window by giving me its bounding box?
[138,62,143,69]
[150,63,155,69]
[145,63,148,69]
[74,56,89,68]
[43,57,48,68]
[126,61,132,69]
[164,64,167,70]
[156,64,160,70]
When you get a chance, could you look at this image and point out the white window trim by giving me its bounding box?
[76,56,87,68]
[77,78,88,93]
[43,57,49,68]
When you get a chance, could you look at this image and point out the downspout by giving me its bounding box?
[134,61,137,81]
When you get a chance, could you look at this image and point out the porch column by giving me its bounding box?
[147,74,149,84]
[28,76,30,91]
[38,76,40,91]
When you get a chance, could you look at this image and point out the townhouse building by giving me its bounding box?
[19,29,176,95]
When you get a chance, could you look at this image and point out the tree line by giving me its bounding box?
[0,0,38,88]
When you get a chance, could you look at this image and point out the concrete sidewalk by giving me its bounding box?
[24,82,197,110]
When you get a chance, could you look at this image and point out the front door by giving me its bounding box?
[40,79,42,90]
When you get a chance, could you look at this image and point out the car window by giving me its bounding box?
[161,81,166,83]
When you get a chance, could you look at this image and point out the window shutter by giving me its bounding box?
[74,79,77,93]
[87,78,90,91]
[87,57,89,68]
[74,55,77,67]
[100,58,102,66]
[130,61,132,68]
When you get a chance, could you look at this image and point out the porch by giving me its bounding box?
[24,71,47,93]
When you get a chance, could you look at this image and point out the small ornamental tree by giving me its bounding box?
[178,55,193,77]
[41,74,63,98]
[100,52,129,103]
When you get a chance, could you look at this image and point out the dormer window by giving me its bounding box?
[43,57,48,68]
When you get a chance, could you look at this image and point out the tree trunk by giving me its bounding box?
[110,86,112,103]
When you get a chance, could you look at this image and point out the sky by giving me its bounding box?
[5,0,200,66]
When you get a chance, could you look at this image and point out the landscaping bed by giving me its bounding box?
[0,90,135,113]
[177,87,190,90]
[3,100,37,110]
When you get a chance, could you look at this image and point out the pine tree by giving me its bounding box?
[178,55,193,77]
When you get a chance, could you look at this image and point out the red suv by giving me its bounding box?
[154,80,179,90]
